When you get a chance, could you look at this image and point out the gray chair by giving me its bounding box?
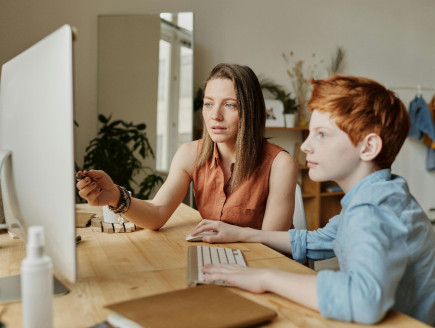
[292,184,314,269]
[292,184,307,230]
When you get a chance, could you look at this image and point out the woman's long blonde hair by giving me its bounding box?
[196,63,266,191]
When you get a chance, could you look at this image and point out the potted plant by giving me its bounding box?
[260,79,298,127]
[77,114,163,202]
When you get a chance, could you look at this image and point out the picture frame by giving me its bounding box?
[264,99,284,127]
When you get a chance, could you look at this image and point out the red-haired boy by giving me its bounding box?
[192,75,435,325]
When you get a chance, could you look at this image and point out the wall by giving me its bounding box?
[1,0,434,211]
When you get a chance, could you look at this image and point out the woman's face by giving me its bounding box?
[202,78,239,146]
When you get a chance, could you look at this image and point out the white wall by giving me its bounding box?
[1,0,434,211]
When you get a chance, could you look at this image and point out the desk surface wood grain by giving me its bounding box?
[0,203,429,327]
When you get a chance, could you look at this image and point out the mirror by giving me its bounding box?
[97,13,194,174]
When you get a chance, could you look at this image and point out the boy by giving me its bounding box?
[191,75,435,325]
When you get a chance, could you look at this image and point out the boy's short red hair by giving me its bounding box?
[308,75,410,169]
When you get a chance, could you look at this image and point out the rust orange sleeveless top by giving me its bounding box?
[192,140,286,229]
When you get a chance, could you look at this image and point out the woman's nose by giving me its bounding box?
[211,106,223,120]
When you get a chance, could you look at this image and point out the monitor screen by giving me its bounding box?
[0,25,77,284]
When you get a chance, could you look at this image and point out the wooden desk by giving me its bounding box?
[0,203,429,327]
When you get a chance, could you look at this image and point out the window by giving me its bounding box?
[156,13,193,172]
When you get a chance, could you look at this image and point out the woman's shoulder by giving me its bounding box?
[263,140,296,167]
[272,150,297,171]
[263,140,287,155]
[176,140,200,157]
[172,140,201,176]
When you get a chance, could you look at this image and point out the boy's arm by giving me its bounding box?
[316,205,407,324]
[191,215,341,257]
[202,264,319,311]
[290,215,340,263]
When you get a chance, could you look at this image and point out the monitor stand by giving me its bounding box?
[0,274,69,304]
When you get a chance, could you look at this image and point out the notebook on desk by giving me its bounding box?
[105,285,276,328]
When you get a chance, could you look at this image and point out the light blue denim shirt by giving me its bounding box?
[290,169,435,325]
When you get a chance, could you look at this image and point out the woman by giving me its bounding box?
[77,63,297,231]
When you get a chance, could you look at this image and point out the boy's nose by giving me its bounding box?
[300,138,312,154]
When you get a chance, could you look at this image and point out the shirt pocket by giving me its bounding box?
[223,207,263,229]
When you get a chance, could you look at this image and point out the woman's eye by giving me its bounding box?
[203,102,213,109]
[225,103,237,109]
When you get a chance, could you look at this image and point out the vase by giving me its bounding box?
[284,113,296,128]
[297,104,311,127]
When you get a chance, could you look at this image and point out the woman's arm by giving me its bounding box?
[261,151,298,231]
[77,141,198,230]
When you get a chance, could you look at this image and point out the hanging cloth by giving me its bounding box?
[408,95,435,141]
[422,96,435,148]
[408,95,435,171]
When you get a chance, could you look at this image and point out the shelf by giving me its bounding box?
[302,192,316,199]
[320,191,345,197]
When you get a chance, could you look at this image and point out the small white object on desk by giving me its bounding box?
[103,205,128,224]
[185,231,217,242]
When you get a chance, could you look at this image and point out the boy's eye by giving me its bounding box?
[316,131,325,139]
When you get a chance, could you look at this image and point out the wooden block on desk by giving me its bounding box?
[124,222,135,232]
[90,217,143,233]
[91,217,103,232]
[102,222,114,233]
[113,223,124,233]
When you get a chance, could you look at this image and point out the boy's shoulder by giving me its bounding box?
[345,170,427,226]
[348,170,409,205]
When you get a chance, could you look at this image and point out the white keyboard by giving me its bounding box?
[187,245,247,287]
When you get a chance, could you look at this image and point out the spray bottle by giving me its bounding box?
[21,226,53,328]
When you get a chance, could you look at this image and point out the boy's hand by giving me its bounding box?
[202,264,268,294]
[190,219,246,243]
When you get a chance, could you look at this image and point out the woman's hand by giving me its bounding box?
[190,219,248,243]
[202,264,268,293]
[76,170,119,206]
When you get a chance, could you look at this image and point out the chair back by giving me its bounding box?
[293,184,307,230]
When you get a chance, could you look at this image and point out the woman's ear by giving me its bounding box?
[360,133,382,162]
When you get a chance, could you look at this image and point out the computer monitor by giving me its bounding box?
[0,25,77,301]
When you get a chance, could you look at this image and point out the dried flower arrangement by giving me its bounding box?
[282,47,346,126]
[282,52,323,126]
[327,46,346,76]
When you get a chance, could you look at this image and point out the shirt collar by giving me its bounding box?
[341,169,391,207]
[210,142,236,171]
[210,142,220,168]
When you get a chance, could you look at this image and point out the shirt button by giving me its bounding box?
[220,199,224,203]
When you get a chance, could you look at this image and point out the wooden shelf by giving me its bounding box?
[320,191,345,197]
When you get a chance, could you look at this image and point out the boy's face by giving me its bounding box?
[301,110,363,192]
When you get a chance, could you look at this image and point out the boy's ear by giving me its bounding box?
[360,133,382,162]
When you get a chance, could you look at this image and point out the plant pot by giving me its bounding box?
[284,113,296,128]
